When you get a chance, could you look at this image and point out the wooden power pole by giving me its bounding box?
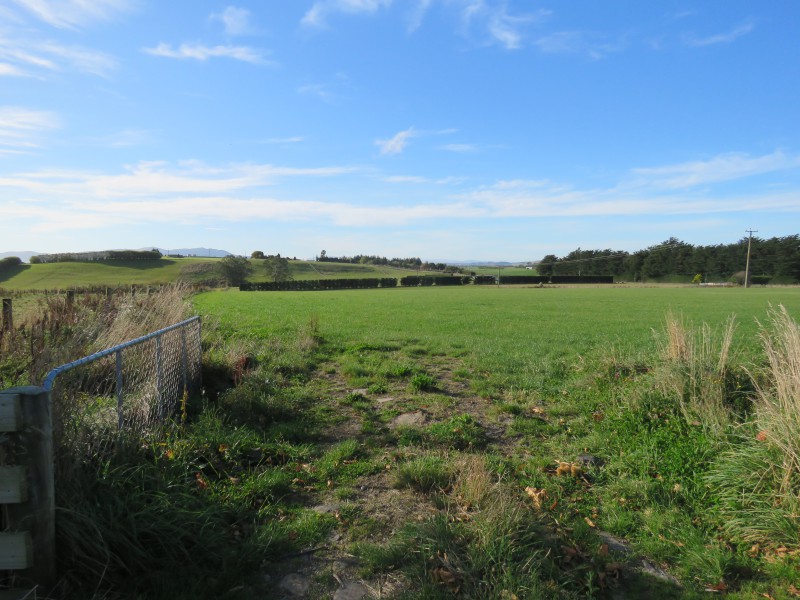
[744,229,758,288]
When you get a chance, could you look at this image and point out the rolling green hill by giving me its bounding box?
[0,258,444,291]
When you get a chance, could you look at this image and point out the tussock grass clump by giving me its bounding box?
[752,305,800,490]
[707,305,800,546]
[654,313,743,433]
[394,453,451,493]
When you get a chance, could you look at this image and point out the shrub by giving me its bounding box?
[0,256,22,273]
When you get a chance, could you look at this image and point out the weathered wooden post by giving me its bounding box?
[0,387,56,592]
[1,298,11,332]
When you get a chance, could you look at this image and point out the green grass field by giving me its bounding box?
[0,258,442,291]
[195,285,800,365]
[8,283,799,598]
[187,285,800,599]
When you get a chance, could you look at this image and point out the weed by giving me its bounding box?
[386,363,415,378]
[409,372,437,392]
[367,381,388,394]
[395,454,451,492]
[427,414,488,450]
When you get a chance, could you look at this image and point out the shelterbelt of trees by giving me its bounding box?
[538,235,800,283]
[315,250,459,273]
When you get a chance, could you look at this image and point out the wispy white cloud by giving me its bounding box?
[440,143,477,153]
[384,175,429,183]
[211,6,255,36]
[2,151,798,235]
[384,174,466,185]
[298,83,335,102]
[534,31,626,59]
[0,106,59,152]
[0,37,117,77]
[460,2,550,50]
[627,151,800,189]
[488,7,549,50]
[9,0,134,29]
[91,129,158,148]
[685,21,754,47]
[259,136,306,144]
[0,63,27,77]
[0,161,358,197]
[143,43,270,65]
[408,0,433,32]
[302,0,393,28]
[376,127,416,155]
[38,41,117,75]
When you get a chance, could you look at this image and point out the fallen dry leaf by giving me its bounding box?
[704,581,728,593]
[788,584,800,598]
[584,517,597,528]
[525,486,547,511]
[432,566,460,593]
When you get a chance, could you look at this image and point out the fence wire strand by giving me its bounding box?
[47,317,201,463]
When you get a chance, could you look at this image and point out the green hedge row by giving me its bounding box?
[240,278,398,291]
[399,276,468,286]
[498,275,613,285]
[240,274,616,292]
[498,275,548,284]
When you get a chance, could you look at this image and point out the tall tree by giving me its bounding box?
[217,256,253,287]
[265,255,292,282]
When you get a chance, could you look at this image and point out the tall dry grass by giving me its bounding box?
[752,305,800,492]
[655,312,739,433]
[705,305,800,546]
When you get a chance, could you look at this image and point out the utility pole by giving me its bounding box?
[744,229,758,288]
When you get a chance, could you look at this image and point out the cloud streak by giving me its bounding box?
[9,0,133,29]
[211,6,255,36]
[143,43,270,65]
[0,106,59,151]
[2,151,798,235]
[685,22,755,47]
[0,37,117,77]
[302,0,393,28]
[376,127,416,155]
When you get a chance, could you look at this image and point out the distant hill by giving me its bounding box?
[0,251,41,263]
[150,247,232,258]
[449,260,517,267]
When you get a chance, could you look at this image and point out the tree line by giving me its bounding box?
[315,250,460,273]
[537,235,800,283]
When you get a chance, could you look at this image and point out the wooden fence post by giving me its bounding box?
[0,387,56,591]
[1,298,11,332]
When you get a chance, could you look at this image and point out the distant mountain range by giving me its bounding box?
[448,260,519,267]
[149,247,232,258]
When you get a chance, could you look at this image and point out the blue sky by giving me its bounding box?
[1,1,798,261]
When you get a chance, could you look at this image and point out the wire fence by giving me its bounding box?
[42,316,202,459]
